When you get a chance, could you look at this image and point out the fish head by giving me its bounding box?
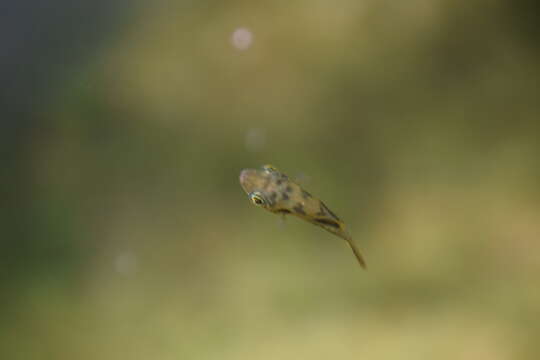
[239,166,287,211]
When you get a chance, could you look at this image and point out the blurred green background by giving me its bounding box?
[2,1,540,359]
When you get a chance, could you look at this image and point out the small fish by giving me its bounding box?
[239,165,367,269]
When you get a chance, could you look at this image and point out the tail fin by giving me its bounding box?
[346,237,367,270]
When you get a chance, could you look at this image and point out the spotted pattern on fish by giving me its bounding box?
[293,203,306,215]
[315,218,340,228]
[276,209,292,214]
[239,165,367,269]
[317,201,339,221]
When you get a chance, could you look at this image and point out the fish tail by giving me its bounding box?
[345,236,367,270]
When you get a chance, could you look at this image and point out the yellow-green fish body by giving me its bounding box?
[239,165,367,269]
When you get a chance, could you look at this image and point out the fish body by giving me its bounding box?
[239,165,366,269]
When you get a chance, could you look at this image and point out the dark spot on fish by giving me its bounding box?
[276,209,291,214]
[317,202,339,220]
[276,179,282,185]
[293,203,306,215]
[301,190,312,199]
[269,192,278,203]
[315,218,341,228]
[285,185,293,193]
[282,192,289,200]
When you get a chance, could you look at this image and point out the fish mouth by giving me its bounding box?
[239,169,250,185]
[239,169,257,193]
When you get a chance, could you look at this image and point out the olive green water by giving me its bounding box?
[2,1,540,359]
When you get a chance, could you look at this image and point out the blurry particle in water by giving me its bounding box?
[114,251,138,276]
[231,28,253,50]
[245,128,266,152]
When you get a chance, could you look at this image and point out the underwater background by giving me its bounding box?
[2,1,540,359]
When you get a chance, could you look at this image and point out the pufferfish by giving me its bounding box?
[239,165,367,269]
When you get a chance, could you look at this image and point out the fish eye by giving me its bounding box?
[262,164,279,173]
[249,192,266,206]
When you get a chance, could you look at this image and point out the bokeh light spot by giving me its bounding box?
[231,27,253,50]
[114,251,138,276]
[244,128,266,152]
